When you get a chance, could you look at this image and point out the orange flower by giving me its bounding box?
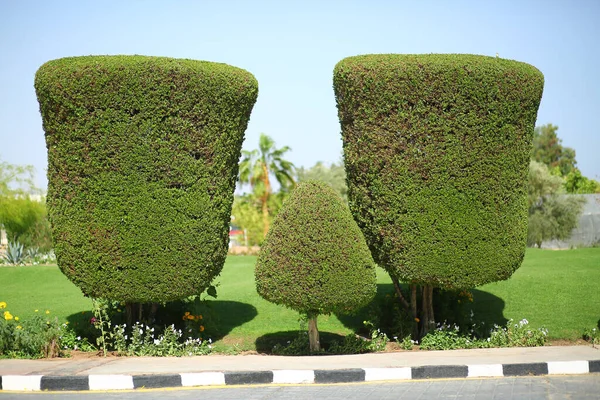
[199,325,205,332]
[187,315,195,320]
[414,317,420,323]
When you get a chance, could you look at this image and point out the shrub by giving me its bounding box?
[35,55,258,303]
[333,54,544,331]
[255,180,377,351]
[419,319,548,350]
[1,303,65,358]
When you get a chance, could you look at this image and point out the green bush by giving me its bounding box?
[333,54,544,289]
[255,180,377,315]
[35,55,258,302]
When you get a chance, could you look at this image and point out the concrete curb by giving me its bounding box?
[1,360,599,391]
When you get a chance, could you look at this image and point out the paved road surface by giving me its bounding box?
[1,375,599,399]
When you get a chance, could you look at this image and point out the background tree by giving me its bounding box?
[527,161,586,247]
[0,158,51,251]
[296,161,347,202]
[334,54,544,337]
[564,168,600,194]
[231,195,264,246]
[35,55,258,323]
[238,133,295,238]
[255,181,376,352]
[0,158,38,197]
[530,123,599,193]
[531,124,577,176]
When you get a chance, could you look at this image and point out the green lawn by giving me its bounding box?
[1,248,599,351]
[468,248,600,340]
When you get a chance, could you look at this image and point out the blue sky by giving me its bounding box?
[1,0,598,190]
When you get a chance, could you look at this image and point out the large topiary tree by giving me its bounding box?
[333,54,544,335]
[255,180,376,351]
[35,55,258,318]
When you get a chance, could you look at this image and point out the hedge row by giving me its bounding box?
[333,54,544,289]
[35,55,258,302]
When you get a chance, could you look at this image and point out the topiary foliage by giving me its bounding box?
[333,54,544,290]
[255,180,377,315]
[35,55,258,303]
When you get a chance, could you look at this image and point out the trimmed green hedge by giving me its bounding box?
[255,181,376,314]
[35,55,258,302]
[333,54,544,289]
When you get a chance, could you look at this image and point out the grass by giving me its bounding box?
[1,248,599,351]
[468,248,600,340]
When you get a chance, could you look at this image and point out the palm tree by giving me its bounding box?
[239,133,295,238]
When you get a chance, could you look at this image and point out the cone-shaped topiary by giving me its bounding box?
[333,54,544,333]
[35,55,258,303]
[255,180,377,351]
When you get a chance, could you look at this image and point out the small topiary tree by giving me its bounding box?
[333,54,544,336]
[255,180,377,351]
[35,55,258,319]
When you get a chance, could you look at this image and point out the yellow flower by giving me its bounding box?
[65,321,69,325]
[184,311,190,316]
[15,316,19,321]
[35,309,39,313]
[17,325,22,330]
[45,310,50,314]
[0,301,6,309]
[414,317,420,323]
[3,311,13,320]
[199,325,205,332]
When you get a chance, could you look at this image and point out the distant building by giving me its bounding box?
[542,194,600,249]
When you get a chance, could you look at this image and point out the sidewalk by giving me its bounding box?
[1,345,599,391]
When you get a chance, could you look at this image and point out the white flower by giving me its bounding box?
[208,338,212,344]
[77,336,81,340]
[125,335,128,340]
[154,339,160,345]
[139,329,143,335]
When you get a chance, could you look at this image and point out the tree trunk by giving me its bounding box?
[261,163,271,238]
[419,285,435,338]
[307,313,320,352]
[150,302,159,324]
[391,276,411,313]
[410,284,419,339]
[125,302,136,327]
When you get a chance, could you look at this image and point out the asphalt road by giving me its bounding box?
[1,375,599,399]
